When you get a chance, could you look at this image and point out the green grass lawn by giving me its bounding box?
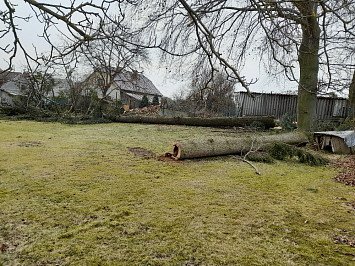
[0,120,354,265]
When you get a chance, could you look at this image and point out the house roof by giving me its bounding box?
[0,72,71,97]
[0,72,27,96]
[125,92,144,101]
[0,83,23,96]
[124,92,156,101]
[0,71,23,87]
[113,70,163,97]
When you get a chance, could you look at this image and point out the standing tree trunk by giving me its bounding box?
[296,3,321,133]
[348,70,355,120]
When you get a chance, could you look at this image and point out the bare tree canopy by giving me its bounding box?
[76,22,150,98]
[137,0,355,131]
[1,0,145,70]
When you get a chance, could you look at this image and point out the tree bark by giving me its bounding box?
[172,132,308,160]
[296,3,321,133]
[348,70,355,120]
[112,115,275,128]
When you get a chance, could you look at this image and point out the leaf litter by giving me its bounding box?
[332,155,355,187]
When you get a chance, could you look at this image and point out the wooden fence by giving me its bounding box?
[234,91,349,120]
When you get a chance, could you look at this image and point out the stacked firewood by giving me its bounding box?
[124,105,161,116]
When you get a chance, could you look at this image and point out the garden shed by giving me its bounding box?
[314,131,355,154]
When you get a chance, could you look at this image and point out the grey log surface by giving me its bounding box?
[172,132,308,160]
[113,116,275,128]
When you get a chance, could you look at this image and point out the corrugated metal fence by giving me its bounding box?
[235,92,349,120]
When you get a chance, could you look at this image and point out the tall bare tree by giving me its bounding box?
[138,0,355,132]
[77,23,149,100]
[187,69,236,117]
[24,65,55,108]
[0,0,136,71]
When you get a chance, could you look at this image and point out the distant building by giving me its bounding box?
[0,71,72,106]
[81,69,163,110]
[0,71,27,106]
[1,69,163,110]
[51,78,71,98]
[110,70,163,110]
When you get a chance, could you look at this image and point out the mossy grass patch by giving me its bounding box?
[0,120,354,264]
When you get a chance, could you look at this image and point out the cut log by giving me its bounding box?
[172,132,308,160]
[112,116,275,128]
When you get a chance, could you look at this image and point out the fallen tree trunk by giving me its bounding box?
[172,132,308,160]
[112,116,275,128]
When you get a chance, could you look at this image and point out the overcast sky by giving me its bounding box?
[1,1,298,98]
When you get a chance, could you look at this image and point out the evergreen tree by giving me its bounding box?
[152,95,159,106]
[140,95,149,108]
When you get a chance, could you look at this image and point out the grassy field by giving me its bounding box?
[0,120,354,265]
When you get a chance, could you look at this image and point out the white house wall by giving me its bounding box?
[107,88,122,101]
[0,90,14,106]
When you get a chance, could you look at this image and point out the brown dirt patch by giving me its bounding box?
[157,153,182,163]
[331,155,355,187]
[128,147,156,158]
[128,148,181,163]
